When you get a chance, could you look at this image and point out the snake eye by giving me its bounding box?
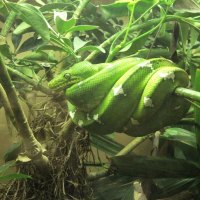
[64,73,71,81]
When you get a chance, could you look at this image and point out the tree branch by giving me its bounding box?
[0,53,49,173]
[0,83,17,129]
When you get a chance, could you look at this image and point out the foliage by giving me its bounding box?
[0,161,31,182]
[0,0,200,199]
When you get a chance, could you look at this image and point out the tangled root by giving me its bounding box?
[0,102,94,200]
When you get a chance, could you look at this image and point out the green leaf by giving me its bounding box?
[13,22,31,35]
[0,161,31,182]
[133,48,171,58]
[40,3,75,12]
[22,51,57,63]
[91,175,134,200]
[0,2,4,9]
[111,154,200,178]
[194,69,200,152]
[7,2,50,41]
[179,16,200,32]
[190,28,199,47]
[17,37,44,53]
[35,0,45,6]
[37,45,63,52]
[4,143,22,162]
[73,37,89,52]
[100,2,129,18]
[134,0,159,19]
[12,34,22,50]
[76,45,106,54]
[152,178,196,199]
[17,66,34,78]
[0,44,12,59]
[173,0,200,13]
[100,0,159,19]
[67,25,98,33]
[162,127,197,148]
[0,161,15,174]
[0,173,31,181]
[90,134,124,156]
[54,14,76,34]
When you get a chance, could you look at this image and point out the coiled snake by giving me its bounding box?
[48,57,190,136]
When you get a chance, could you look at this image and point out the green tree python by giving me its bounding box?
[48,57,190,136]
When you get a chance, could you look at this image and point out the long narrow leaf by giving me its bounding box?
[152,178,197,199]
[162,127,197,148]
[7,2,50,41]
[0,173,31,181]
[111,154,200,178]
[90,175,134,200]
[90,134,124,156]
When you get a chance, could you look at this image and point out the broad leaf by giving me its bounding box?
[90,175,134,200]
[13,22,31,35]
[7,2,50,41]
[73,37,89,52]
[162,127,197,148]
[173,0,200,13]
[111,154,200,178]
[55,15,76,34]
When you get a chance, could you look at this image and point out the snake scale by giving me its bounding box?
[48,57,190,136]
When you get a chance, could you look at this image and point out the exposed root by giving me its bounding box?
[0,101,94,200]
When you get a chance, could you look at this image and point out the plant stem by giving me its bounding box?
[0,53,49,172]
[85,16,168,62]
[85,15,189,62]
[6,65,53,96]
[116,136,149,156]
[105,2,135,62]
[73,0,91,19]
[174,87,200,103]
[0,84,17,129]
[65,0,91,39]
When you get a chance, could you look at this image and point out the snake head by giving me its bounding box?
[48,61,101,91]
[48,70,81,91]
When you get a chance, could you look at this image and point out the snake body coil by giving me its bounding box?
[49,57,190,136]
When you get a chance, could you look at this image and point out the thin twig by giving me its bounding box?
[7,65,53,96]
[116,136,149,156]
